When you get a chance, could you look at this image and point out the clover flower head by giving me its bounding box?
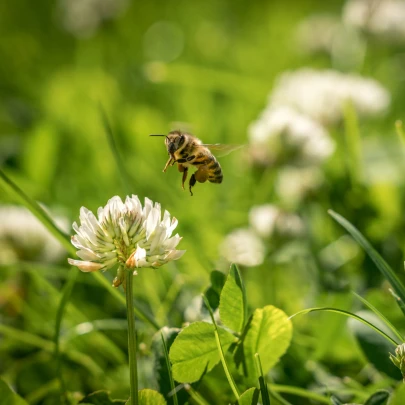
[220,228,266,267]
[248,106,334,166]
[343,0,405,43]
[390,342,405,381]
[269,69,390,125]
[68,195,185,286]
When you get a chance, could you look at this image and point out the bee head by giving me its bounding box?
[166,131,185,154]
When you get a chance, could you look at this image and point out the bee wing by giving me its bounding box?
[198,143,245,157]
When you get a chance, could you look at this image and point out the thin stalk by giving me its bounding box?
[125,270,138,405]
[254,353,270,405]
[184,385,211,405]
[269,384,330,404]
[161,332,179,405]
[202,294,240,402]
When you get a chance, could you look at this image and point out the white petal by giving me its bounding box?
[68,258,103,272]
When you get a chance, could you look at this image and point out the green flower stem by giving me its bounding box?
[202,294,240,402]
[125,270,138,405]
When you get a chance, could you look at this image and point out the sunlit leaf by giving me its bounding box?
[239,387,260,405]
[240,305,292,384]
[169,322,236,383]
[137,389,167,405]
[219,264,247,333]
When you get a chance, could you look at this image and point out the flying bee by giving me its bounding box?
[150,130,242,196]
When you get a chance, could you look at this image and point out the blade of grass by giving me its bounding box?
[99,104,133,195]
[0,324,102,375]
[54,267,79,403]
[328,209,405,317]
[352,292,403,342]
[161,332,179,405]
[254,353,270,405]
[289,307,399,346]
[0,169,160,330]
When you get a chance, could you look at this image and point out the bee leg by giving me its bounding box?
[163,157,173,172]
[189,173,196,196]
[178,164,188,190]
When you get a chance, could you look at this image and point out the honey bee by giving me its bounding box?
[150,130,242,196]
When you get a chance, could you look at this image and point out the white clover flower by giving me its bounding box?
[269,69,390,125]
[249,204,305,239]
[0,205,68,264]
[343,0,405,42]
[58,0,129,38]
[68,195,185,286]
[248,106,334,166]
[220,228,265,267]
[275,166,324,204]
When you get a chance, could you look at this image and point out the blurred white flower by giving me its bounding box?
[68,195,185,286]
[296,14,342,54]
[58,0,129,38]
[269,69,390,125]
[249,204,305,239]
[0,205,68,264]
[248,106,334,166]
[296,14,366,70]
[220,228,265,267]
[275,166,324,203]
[343,0,405,42]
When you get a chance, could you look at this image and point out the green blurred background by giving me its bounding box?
[2,0,405,403]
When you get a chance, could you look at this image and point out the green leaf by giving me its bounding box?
[348,311,401,380]
[328,210,405,316]
[169,321,236,383]
[79,390,126,404]
[364,390,390,405]
[239,388,260,405]
[390,384,405,405]
[240,305,292,384]
[219,264,247,333]
[0,379,28,405]
[202,271,227,315]
[137,389,167,405]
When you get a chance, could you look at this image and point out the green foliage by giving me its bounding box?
[169,322,235,383]
[137,389,167,405]
[0,379,28,405]
[219,264,247,333]
[79,390,126,404]
[240,306,292,385]
[239,388,260,405]
[364,390,390,405]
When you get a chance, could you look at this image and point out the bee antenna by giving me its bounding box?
[149,134,167,137]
